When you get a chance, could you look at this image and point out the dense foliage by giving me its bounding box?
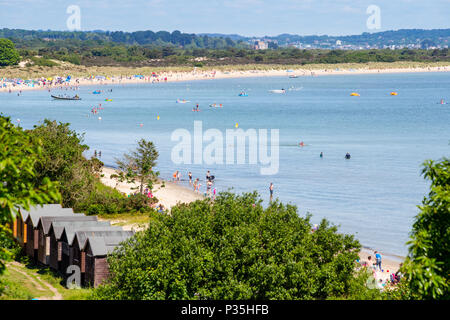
[29,120,95,209]
[0,29,240,49]
[91,192,371,300]
[398,158,450,299]
[0,116,60,274]
[13,43,450,68]
[0,38,20,66]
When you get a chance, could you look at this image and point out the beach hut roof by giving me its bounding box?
[85,234,134,257]
[73,229,134,249]
[55,221,113,242]
[40,215,95,235]
[19,204,62,221]
[24,205,74,228]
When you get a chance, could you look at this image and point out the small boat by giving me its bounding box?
[269,89,286,94]
[289,75,299,78]
[209,103,223,108]
[238,92,248,97]
[105,98,112,102]
[176,99,190,103]
[390,92,398,96]
[93,90,101,94]
[350,92,360,96]
[51,95,81,100]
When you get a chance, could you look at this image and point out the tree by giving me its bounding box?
[29,120,94,208]
[91,192,368,300]
[399,158,449,299]
[0,38,20,66]
[114,139,159,194]
[0,116,60,274]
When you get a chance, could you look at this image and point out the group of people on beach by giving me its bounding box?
[93,150,102,158]
[142,187,165,213]
[358,251,404,290]
[173,170,217,199]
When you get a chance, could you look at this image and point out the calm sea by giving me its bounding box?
[1,72,449,257]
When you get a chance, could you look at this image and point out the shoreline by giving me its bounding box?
[1,62,449,93]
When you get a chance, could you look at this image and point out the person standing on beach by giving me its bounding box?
[99,151,102,158]
[206,180,212,197]
[94,150,97,158]
[269,183,274,202]
[206,170,210,182]
[374,251,382,271]
[188,172,192,185]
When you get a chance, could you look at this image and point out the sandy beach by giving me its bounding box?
[1,62,449,93]
[359,248,403,283]
[100,167,205,210]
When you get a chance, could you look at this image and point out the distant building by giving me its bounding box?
[254,40,268,50]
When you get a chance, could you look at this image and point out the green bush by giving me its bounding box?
[92,191,369,300]
[77,181,157,215]
[0,38,20,66]
[30,56,59,67]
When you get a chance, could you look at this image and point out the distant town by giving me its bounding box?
[204,29,450,50]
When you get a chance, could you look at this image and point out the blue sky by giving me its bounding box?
[0,0,449,36]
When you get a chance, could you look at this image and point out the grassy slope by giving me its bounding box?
[0,262,92,300]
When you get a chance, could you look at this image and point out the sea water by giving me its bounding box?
[1,72,449,257]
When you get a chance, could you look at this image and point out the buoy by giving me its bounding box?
[140,123,143,127]
[157,115,160,120]
[235,123,238,128]
[98,117,102,120]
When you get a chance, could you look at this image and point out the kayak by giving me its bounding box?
[269,89,286,94]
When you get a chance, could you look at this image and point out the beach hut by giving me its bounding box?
[24,206,74,260]
[84,234,134,287]
[13,204,62,246]
[57,222,116,274]
[71,229,134,284]
[36,215,97,266]
[48,221,110,271]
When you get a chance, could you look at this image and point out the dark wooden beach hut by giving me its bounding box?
[36,215,96,266]
[84,234,134,287]
[24,206,74,260]
[57,222,116,274]
[70,229,134,284]
[49,222,120,272]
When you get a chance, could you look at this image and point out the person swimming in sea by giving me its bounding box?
[320,152,323,158]
[345,152,351,159]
